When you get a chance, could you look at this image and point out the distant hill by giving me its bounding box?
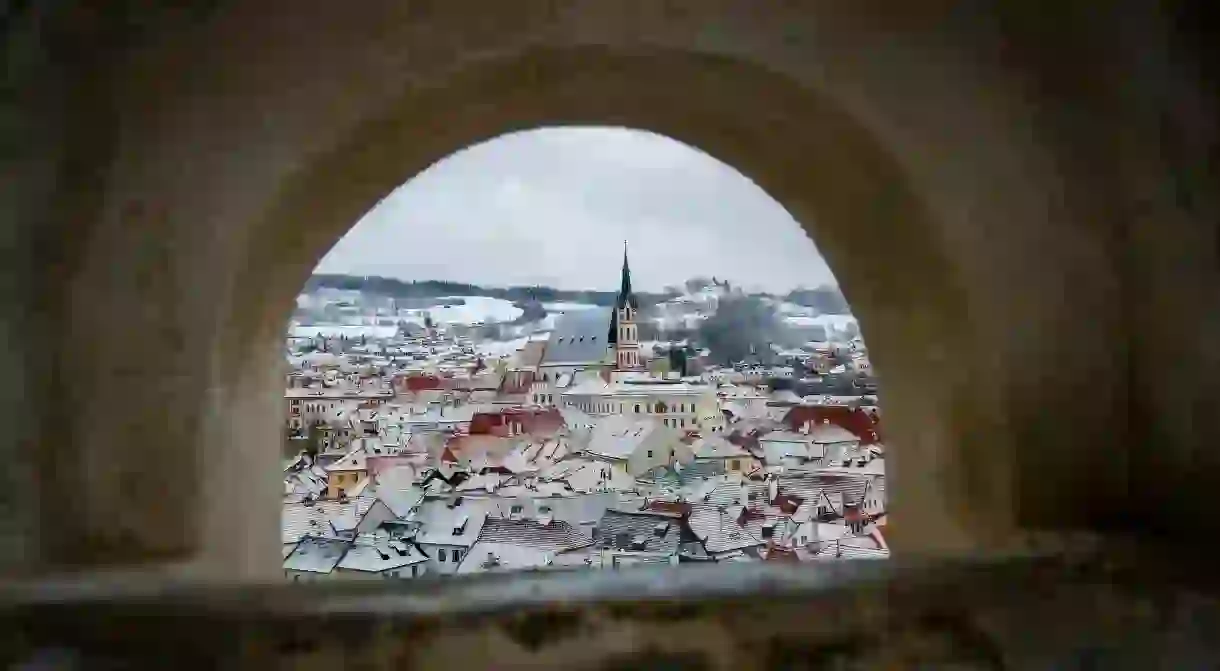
[304,274,675,307]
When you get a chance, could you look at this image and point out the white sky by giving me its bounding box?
[315,127,836,293]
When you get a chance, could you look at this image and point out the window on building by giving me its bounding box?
[647,450,653,458]
[634,404,641,413]
[453,550,462,563]
[511,504,523,514]
[730,460,740,471]
[680,419,685,427]
[438,549,447,562]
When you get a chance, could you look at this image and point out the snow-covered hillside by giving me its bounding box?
[426,296,522,324]
[542,301,600,312]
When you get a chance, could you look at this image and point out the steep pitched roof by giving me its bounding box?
[693,435,752,459]
[281,496,376,544]
[337,534,426,572]
[283,536,350,574]
[608,246,639,344]
[586,415,666,460]
[542,308,612,364]
[476,517,592,552]
[324,447,368,472]
[594,509,682,555]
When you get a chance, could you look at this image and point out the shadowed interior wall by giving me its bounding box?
[2,0,1215,580]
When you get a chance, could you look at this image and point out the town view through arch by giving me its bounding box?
[281,127,885,581]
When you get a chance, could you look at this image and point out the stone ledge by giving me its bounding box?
[4,547,1219,668]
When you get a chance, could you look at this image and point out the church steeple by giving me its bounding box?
[609,242,641,369]
[616,241,639,310]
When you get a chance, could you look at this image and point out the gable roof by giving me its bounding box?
[283,536,350,574]
[594,509,682,555]
[281,496,376,544]
[586,416,667,460]
[457,541,557,574]
[693,435,752,459]
[411,497,489,547]
[476,517,593,552]
[783,405,882,444]
[324,447,368,472]
[542,308,612,364]
[337,534,427,572]
[685,502,767,554]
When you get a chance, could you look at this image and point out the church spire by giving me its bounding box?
[616,240,638,309]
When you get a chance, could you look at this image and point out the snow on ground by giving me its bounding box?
[542,302,600,312]
[426,296,522,324]
[784,314,858,331]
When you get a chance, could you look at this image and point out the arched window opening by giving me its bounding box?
[282,126,880,587]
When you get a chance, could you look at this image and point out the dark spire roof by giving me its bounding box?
[616,242,639,310]
[609,242,639,345]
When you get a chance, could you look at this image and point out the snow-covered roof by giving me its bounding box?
[281,496,376,544]
[337,534,426,573]
[586,416,667,460]
[324,447,368,472]
[283,536,349,574]
[693,435,752,459]
[457,542,556,574]
[542,309,612,364]
[411,497,490,547]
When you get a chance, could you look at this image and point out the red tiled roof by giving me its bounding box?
[398,375,442,393]
[783,406,882,444]
[644,500,692,517]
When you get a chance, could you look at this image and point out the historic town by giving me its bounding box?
[282,245,885,581]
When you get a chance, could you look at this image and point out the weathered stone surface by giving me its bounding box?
[5,553,1220,668]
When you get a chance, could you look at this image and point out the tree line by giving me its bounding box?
[305,273,673,307]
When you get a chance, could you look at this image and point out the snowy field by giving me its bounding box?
[427,296,522,324]
[784,314,858,331]
[542,302,601,313]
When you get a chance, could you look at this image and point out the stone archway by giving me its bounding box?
[13,1,1200,582]
[225,46,984,570]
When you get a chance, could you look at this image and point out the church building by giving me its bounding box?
[535,244,643,386]
[529,246,726,433]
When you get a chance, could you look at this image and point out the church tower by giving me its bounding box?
[609,242,641,370]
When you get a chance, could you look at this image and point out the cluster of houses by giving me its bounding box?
[282,251,886,580]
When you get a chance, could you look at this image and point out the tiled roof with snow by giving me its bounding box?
[693,435,752,459]
[283,536,350,574]
[685,502,766,554]
[457,542,556,574]
[324,447,368,472]
[542,309,612,364]
[593,509,682,555]
[586,416,667,460]
[337,534,426,572]
[411,497,489,547]
[476,517,592,552]
[282,496,376,544]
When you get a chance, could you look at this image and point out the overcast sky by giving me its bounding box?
[315,127,836,293]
